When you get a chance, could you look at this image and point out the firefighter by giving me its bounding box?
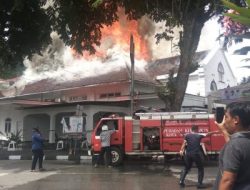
[94,124,115,168]
[179,125,219,188]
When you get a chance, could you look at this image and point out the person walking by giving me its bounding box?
[31,128,45,172]
[179,125,219,188]
[95,124,115,168]
[213,102,250,190]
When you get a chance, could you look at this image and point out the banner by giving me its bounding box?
[61,116,83,133]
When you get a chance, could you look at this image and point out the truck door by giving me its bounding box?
[107,119,122,146]
[92,119,122,152]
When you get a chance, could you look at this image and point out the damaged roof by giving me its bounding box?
[19,67,156,96]
[0,50,209,98]
[146,50,209,76]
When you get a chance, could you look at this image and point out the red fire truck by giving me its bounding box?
[91,112,225,165]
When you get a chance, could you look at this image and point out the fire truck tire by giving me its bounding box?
[111,147,123,166]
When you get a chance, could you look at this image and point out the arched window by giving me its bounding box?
[5,118,11,134]
[210,80,217,91]
[218,63,224,82]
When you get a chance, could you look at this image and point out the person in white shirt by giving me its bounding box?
[95,125,115,168]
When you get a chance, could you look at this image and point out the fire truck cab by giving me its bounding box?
[91,112,225,165]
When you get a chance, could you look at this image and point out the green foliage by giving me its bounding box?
[0,0,52,79]
[241,76,250,84]
[92,0,103,8]
[8,129,22,145]
[222,0,250,26]
[0,60,24,79]
[51,0,120,55]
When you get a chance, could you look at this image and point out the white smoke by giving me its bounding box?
[21,16,220,83]
[150,18,220,59]
[22,38,147,84]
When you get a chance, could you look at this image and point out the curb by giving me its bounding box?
[8,155,92,161]
[9,155,21,160]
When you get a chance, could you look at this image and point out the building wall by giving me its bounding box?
[186,49,237,97]
[0,104,24,137]
[0,103,130,143]
[204,49,237,96]
[61,82,130,102]
[0,92,206,143]
[182,94,206,110]
[186,67,205,96]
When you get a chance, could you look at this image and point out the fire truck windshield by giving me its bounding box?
[95,119,118,136]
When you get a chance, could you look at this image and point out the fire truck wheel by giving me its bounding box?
[111,147,123,166]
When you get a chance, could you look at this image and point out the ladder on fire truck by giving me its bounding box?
[132,119,140,150]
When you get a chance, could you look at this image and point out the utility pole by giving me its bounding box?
[130,34,135,116]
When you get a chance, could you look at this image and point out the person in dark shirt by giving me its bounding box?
[213,102,250,190]
[31,128,45,172]
[179,125,219,188]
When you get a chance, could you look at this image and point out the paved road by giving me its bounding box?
[0,160,218,190]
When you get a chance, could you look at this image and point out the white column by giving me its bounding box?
[49,114,55,143]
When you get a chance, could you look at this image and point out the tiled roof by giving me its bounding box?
[20,67,155,95]
[0,51,209,97]
[147,50,209,76]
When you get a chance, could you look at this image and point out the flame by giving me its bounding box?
[80,8,152,61]
[100,20,151,61]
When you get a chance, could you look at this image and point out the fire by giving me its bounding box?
[79,9,152,61]
[100,19,151,61]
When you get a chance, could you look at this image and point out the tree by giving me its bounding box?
[222,0,250,27]
[219,0,250,56]
[50,0,119,55]
[0,0,52,78]
[8,129,22,145]
[68,0,220,111]
[240,76,250,84]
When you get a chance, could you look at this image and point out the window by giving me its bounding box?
[210,80,217,91]
[100,94,107,98]
[99,92,121,99]
[217,63,224,82]
[95,120,118,136]
[5,118,11,133]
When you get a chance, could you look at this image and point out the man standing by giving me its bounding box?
[179,125,218,188]
[213,102,250,190]
[31,128,45,172]
[95,124,115,168]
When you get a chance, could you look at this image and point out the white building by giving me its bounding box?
[155,47,237,97]
[187,47,237,96]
